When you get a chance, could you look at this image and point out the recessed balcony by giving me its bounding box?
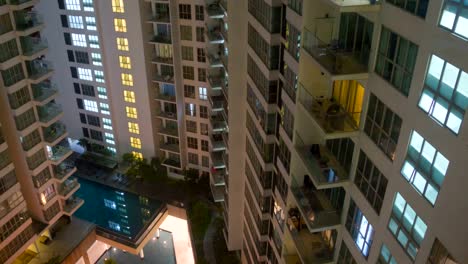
[153,72,174,84]
[210,183,224,202]
[32,82,57,105]
[156,110,177,120]
[149,34,172,44]
[37,102,62,125]
[208,73,225,90]
[151,53,173,65]
[58,178,80,198]
[211,168,226,186]
[43,122,67,144]
[211,151,225,169]
[26,59,53,81]
[14,11,43,33]
[205,1,225,19]
[154,83,176,102]
[162,157,181,169]
[209,92,225,112]
[210,113,228,133]
[210,134,226,152]
[206,25,224,44]
[147,13,170,24]
[158,125,178,137]
[160,142,180,153]
[208,53,223,68]
[20,35,47,58]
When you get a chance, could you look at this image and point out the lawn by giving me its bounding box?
[213,218,240,264]
[187,201,211,264]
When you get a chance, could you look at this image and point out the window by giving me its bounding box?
[128,122,139,134]
[68,15,83,29]
[83,0,94,11]
[285,22,301,61]
[201,139,208,151]
[71,33,87,47]
[428,239,459,264]
[378,244,398,264]
[196,27,205,42]
[114,19,127,32]
[337,243,357,264]
[84,99,98,112]
[401,130,449,205]
[75,51,89,64]
[181,46,193,61]
[81,84,94,96]
[375,27,418,96]
[126,106,137,118]
[132,151,143,160]
[183,66,194,80]
[188,152,198,165]
[87,115,100,127]
[439,0,468,40]
[78,68,92,81]
[186,120,197,133]
[195,5,204,21]
[187,137,198,149]
[97,86,107,99]
[8,86,30,109]
[2,64,24,87]
[185,103,196,116]
[355,150,388,214]
[94,70,105,82]
[364,94,402,160]
[85,17,96,30]
[119,56,132,69]
[198,68,207,82]
[91,53,102,66]
[345,199,374,258]
[197,48,206,62]
[79,113,86,124]
[130,137,142,149]
[180,25,192,41]
[88,35,100,48]
[90,129,103,141]
[184,85,195,98]
[386,0,428,17]
[103,118,112,130]
[121,73,133,86]
[202,156,209,167]
[65,0,80,10]
[418,55,467,134]
[200,123,208,135]
[124,90,136,103]
[100,103,110,115]
[200,105,208,118]
[199,87,207,100]
[388,193,427,260]
[112,0,125,13]
[179,4,192,19]
[116,37,129,51]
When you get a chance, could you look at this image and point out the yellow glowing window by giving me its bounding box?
[126,106,138,119]
[121,73,133,86]
[130,137,142,149]
[116,37,129,51]
[119,56,132,69]
[128,122,140,134]
[132,151,143,160]
[112,0,125,13]
[124,90,136,103]
[114,19,127,32]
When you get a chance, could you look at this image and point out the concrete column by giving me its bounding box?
[139,249,144,259]
[156,228,160,239]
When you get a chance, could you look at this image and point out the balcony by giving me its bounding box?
[290,178,342,231]
[63,197,84,215]
[37,102,62,124]
[20,36,47,57]
[208,74,224,90]
[208,54,223,68]
[156,110,177,120]
[302,27,370,76]
[151,54,173,65]
[154,86,176,102]
[149,34,172,44]
[43,122,67,144]
[286,215,334,264]
[153,72,174,84]
[53,162,76,182]
[58,178,79,198]
[206,26,224,44]
[160,142,180,153]
[211,151,225,169]
[210,134,226,152]
[162,157,181,169]
[26,59,53,81]
[209,93,225,112]
[210,183,224,202]
[211,168,226,186]
[14,11,43,33]
[298,84,359,137]
[158,125,178,137]
[221,54,228,69]
[32,82,57,104]
[220,0,227,12]
[323,0,380,10]
[210,114,228,133]
[206,1,224,19]
[147,13,170,24]
[48,144,72,164]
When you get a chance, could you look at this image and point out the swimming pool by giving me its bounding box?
[74,177,164,241]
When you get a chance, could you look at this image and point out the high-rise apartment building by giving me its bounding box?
[0,1,81,263]
[224,0,468,263]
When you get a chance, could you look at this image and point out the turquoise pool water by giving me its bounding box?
[74,177,163,241]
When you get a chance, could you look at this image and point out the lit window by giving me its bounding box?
[103,118,113,130]
[78,68,93,81]
[91,53,102,66]
[65,0,80,10]
[108,221,120,231]
[100,103,110,115]
[104,199,116,209]
[112,0,125,13]
[199,87,207,100]
[124,90,136,103]
[126,106,137,119]
[95,70,105,83]
[389,193,427,260]
[130,137,142,149]
[82,0,94,11]
[84,99,98,112]
[346,199,374,258]
[88,35,100,48]
[71,33,87,47]
[119,56,132,69]
[85,17,96,30]
[439,0,468,40]
[114,18,127,32]
[68,15,83,29]
[128,122,140,134]
[379,244,398,264]
[107,147,116,153]
[97,86,107,99]
[121,73,133,86]
[401,130,449,205]
[116,37,129,51]
[418,55,467,134]
[132,151,143,160]
[105,132,114,139]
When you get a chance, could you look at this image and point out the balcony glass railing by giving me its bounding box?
[153,72,174,83]
[49,145,71,162]
[207,27,224,43]
[162,158,181,168]
[208,54,223,67]
[211,168,225,185]
[32,82,57,103]
[15,11,43,31]
[206,2,224,18]
[59,178,79,197]
[159,125,178,137]
[43,122,66,143]
[160,142,180,153]
[53,161,75,181]
[211,151,225,168]
[26,59,53,80]
[149,13,170,23]
[20,36,47,56]
[156,110,177,120]
[63,197,83,213]
[37,102,62,123]
[152,53,173,64]
[150,34,172,44]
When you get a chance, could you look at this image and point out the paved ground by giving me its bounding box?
[203,213,219,264]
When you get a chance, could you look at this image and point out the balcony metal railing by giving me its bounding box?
[38,102,62,124]
[160,142,180,153]
[148,13,170,23]
[20,36,47,57]
[43,122,66,143]
[150,34,172,44]
[32,82,57,103]
[162,158,181,168]
[159,125,178,137]
[152,53,173,64]
[153,72,174,83]
[298,84,359,134]
[156,110,177,120]
[154,91,176,102]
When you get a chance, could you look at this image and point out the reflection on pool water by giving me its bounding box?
[74,177,163,241]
